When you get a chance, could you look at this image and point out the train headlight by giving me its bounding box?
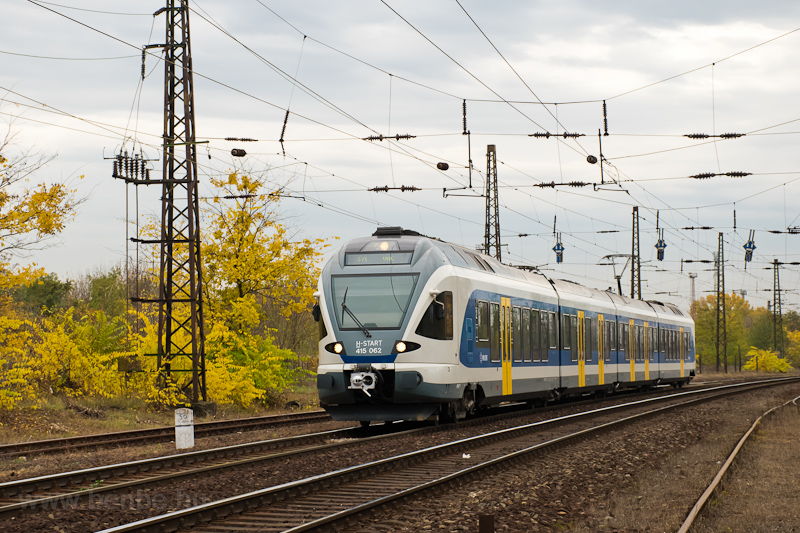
[393,340,421,353]
[325,341,346,355]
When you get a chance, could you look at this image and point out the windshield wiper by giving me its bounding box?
[341,287,371,337]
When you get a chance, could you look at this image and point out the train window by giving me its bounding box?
[490,302,500,363]
[684,331,692,361]
[605,321,612,361]
[649,327,656,361]
[661,329,667,355]
[522,308,531,362]
[684,332,690,360]
[530,309,539,362]
[332,274,418,330]
[637,325,644,361]
[476,301,489,345]
[562,314,571,349]
[619,323,627,360]
[584,317,592,363]
[318,313,328,341]
[415,291,453,340]
[512,307,523,363]
[542,312,551,361]
[673,330,678,361]
[570,316,578,362]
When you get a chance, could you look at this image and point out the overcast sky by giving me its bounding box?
[3,0,800,311]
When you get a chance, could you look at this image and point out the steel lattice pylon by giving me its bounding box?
[631,206,641,299]
[773,259,783,355]
[156,0,206,403]
[715,233,726,373]
[484,144,501,261]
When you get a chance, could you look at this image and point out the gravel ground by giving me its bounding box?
[4,380,799,532]
[339,383,800,533]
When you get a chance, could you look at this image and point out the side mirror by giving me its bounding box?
[312,303,321,322]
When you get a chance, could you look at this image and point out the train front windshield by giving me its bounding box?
[331,274,419,330]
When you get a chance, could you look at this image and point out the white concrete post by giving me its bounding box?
[175,408,194,450]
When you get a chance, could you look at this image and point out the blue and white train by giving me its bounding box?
[314,227,695,423]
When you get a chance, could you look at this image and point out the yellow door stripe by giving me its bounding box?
[502,297,512,395]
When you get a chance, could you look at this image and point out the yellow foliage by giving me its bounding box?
[743,347,793,373]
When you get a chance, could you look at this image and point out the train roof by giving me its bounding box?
[341,227,691,316]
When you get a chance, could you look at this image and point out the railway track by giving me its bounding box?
[0,390,645,519]
[0,381,714,521]
[86,377,797,533]
[0,411,330,460]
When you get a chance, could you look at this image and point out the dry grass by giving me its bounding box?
[691,404,800,533]
[597,389,799,533]
[0,386,321,446]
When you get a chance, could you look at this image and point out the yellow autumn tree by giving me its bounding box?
[743,347,793,373]
[0,117,83,408]
[201,171,328,406]
[120,171,328,408]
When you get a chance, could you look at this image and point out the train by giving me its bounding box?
[314,227,695,424]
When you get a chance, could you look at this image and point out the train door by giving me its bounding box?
[501,297,512,395]
[598,314,605,385]
[577,311,586,387]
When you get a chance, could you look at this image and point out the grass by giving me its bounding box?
[690,406,800,532]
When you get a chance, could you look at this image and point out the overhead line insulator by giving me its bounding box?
[363,134,417,142]
[528,132,585,139]
[684,132,745,139]
[369,185,420,192]
[691,172,715,180]
[724,171,751,178]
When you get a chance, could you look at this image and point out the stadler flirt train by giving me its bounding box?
[314,227,695,424]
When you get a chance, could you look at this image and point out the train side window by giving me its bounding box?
[621,323,629,361]
[547,312,556,352]
[605,321,612,361]
[415,291,453,340]
[666,330,672,361]
[490,302,500,363]
[512,307,523,363]
[476,301,489,347]
[542,312,551,361]
[673,330,678,361]
[585,317,592,362]
[530,309,539,362]
[562,314,571,349]
[638,325,645,361]
[570,315,578,362]
[522,308,531,363]
[319,314,328,341]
